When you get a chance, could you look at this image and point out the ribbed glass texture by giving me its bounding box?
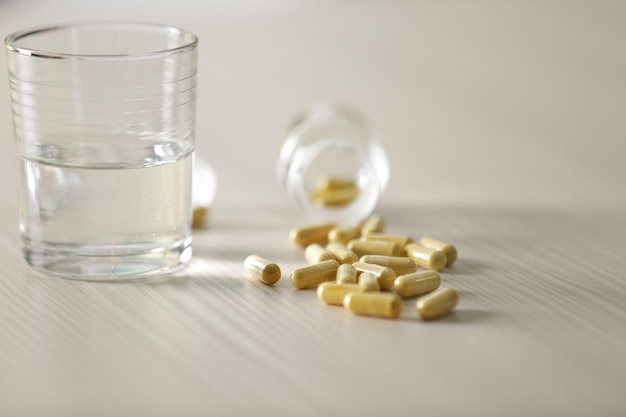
[5,22,198,280]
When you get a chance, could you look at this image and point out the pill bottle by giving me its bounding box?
[277,104,389,223]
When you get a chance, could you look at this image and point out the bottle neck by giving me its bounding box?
[284,139,384,223]
[278,104,389,223]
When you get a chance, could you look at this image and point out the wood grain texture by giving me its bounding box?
[0,205,625,417]
[0,1,625,416]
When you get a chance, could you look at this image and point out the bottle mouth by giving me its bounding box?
[286,140,381,223]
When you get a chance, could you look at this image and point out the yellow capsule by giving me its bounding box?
[336,263,358,284]
[309,187,359,207]
[358,272,381,292]
[328,224,362,244]
[290,222,336,247]
[352,261,396,290]
[317,282,365,306]
[315,176,357,191]
[393,270,441,299]
[344,292,403,319]
[348,239,401,258]
[191,207,209,229]
[405,243,447,272]
[243,255,282,286]
[361,233,413,249]
[326,242,359,264]
[416,287,459,320]
[418,236,458,266]
[290,260,340,289]
[359,255,417,276]
[360,214,384,235]
[305,243,335,264]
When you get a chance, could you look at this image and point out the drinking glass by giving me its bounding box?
[5,22,198,280]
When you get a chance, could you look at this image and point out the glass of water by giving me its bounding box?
[5,22,198,280]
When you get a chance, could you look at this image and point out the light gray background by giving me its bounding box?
[1,0,624,211]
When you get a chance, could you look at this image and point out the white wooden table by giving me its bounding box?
[1,1,625,416]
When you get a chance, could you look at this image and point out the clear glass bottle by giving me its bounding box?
[277,104,390,223]
[191,154,217,228]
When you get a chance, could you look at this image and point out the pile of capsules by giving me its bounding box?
[244,214,459,320]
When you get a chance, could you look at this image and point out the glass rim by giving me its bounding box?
[4,21,198,60]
